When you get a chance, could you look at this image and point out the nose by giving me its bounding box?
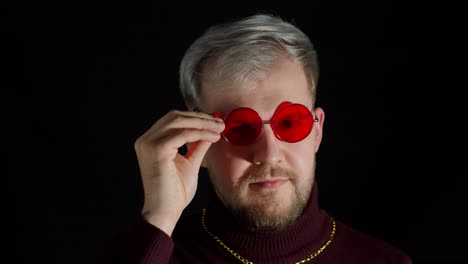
[252,125,284,165]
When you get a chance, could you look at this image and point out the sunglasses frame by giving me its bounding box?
[214,101,319,146]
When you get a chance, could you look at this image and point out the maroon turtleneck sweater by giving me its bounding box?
[100,183,412,263]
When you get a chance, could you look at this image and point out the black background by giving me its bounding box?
[9,1,467,263]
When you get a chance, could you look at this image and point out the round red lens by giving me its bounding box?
[273,104,313,142]
[223,108,263,146]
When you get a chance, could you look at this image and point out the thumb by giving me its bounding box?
[185,141,212,169]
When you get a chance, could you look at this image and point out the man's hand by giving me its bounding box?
[134,110,224,236]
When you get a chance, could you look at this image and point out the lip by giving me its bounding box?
[250,179,289,189]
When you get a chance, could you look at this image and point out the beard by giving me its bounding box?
[213,164,314,232]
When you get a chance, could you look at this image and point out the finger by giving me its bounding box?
[168,129,221,146]
[171,109,219,120]
[162,115,224,133]
[151,129,221,161]
[162,109,221,124]
[144,110,224,137]
[185,140,212,169]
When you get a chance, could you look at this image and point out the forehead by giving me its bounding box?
[200,57,313,116]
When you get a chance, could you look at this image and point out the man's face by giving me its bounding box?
[199,56,324,231]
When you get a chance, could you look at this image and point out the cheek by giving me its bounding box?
[285,140,317,177]
[205,143,250,185]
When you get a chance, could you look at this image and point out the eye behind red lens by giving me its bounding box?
[223,108,262,146]
[273,104,313,142]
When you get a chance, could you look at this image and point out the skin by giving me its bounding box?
[200,56,325,231]
[134,55,324,236]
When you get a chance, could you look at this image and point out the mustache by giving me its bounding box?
[241,164,296,184]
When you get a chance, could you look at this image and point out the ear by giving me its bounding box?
[186,142,209,168]
[312,107,325,153]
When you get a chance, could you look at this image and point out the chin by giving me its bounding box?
[260,202,293,220]
[232,188,305,232]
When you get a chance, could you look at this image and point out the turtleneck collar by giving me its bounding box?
[204,181,333,262]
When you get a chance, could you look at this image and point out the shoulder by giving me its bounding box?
[329,219,412,264]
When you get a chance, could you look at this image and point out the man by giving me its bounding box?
[101,13,412,263]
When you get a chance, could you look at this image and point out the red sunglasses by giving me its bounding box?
[212,101,318,146]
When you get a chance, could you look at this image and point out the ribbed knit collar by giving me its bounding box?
[204,181,332,263]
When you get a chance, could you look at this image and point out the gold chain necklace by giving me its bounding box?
[201,208,336,264]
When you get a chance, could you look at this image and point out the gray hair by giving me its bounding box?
[179,13,319,111]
